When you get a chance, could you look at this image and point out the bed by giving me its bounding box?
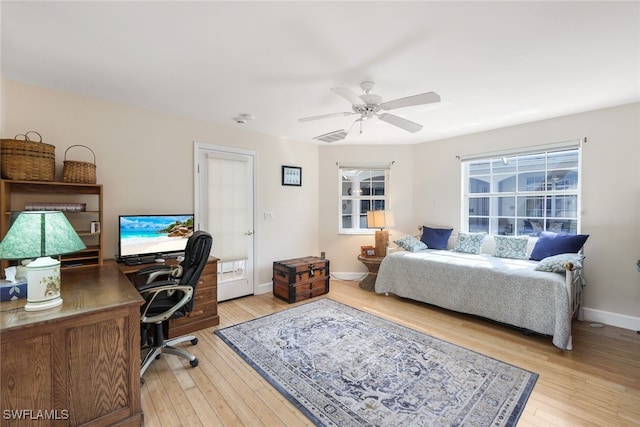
[375,248,584,350]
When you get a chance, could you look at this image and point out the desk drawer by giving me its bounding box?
[170,302,217,326]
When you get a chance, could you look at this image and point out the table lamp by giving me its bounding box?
[367,210,394,257]
[0,211,86,311]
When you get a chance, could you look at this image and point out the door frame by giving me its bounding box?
[193,142,257,297]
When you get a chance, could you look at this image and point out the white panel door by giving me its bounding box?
[195,144,254,301]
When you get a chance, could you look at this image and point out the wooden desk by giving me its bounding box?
[117,257,219,338]
[1,260,144,427]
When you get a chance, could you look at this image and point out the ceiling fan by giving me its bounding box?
[298,81,441,142]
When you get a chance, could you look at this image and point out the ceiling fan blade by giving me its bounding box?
[298,112,356,122]
[331,87,365,105]
[313,129,349,143]
[380,91,441,111]
[378,113,423,133]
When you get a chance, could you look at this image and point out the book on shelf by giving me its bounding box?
[24,202,87,212]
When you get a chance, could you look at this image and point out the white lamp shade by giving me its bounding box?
[367,210,395,229]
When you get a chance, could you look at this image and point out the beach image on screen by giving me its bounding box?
[120,215,193,257]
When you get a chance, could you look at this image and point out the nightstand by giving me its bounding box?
[357,254,385,291]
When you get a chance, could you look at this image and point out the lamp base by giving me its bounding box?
[374,230,389,257]
[25,256,62,311]
[25,297,63,311]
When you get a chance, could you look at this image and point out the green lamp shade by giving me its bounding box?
[0,211,87,260]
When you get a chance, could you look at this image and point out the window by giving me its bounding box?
[462,144,581,236]
[339,166,389,234]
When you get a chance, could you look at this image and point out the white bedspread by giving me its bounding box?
[375,249,571,350]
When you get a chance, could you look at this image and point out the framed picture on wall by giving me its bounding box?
[282,165,302,186]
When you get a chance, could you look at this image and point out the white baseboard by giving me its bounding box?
[330,272,367,281]
[580,307,640,331]
[255,272,365,296]
[255,282,272,295]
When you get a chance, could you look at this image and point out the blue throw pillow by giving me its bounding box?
[529,231,589,261]
[420,226,453,250]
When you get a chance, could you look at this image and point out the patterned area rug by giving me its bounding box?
[215,298,537,426]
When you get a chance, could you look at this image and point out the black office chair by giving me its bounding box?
[137,230,213,380]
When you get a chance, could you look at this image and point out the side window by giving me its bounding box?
[339,167,388,234]
[462,146,581,236]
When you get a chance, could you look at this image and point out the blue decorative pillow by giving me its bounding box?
[493,235,529,260]
[454,232,486,254]
[420,226,453,250]
[529,231,589,261]
[535,253,584,273]
[394,235,428,252]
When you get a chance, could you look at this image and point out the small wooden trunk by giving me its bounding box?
[273,256,330,303]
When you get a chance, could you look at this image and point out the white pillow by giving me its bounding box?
[454,232,486,254]
[493,235,529,260]
[535,253,584,273]
[394,235,428,252]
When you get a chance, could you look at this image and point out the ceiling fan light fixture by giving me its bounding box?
[300,81,441,141]
[359,93,383,105]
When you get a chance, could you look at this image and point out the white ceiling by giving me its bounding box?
[2,1,639,145]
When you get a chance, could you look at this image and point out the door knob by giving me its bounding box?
[246,230,254,235]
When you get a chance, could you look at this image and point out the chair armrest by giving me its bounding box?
[139,283,195,323]
[137,279,177,293]
[135,265,172,276]
[136,264,179,284]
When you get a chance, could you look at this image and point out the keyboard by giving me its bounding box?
[124,256,157,266]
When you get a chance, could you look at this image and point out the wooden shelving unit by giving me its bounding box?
[0,179,103,273]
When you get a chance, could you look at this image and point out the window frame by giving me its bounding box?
[338,165,390,235]
[461,142,583,237]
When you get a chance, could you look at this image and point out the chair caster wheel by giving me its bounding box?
[191,337,198,345]
[190,358,199,368]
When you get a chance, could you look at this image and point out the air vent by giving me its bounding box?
[313,130,348,143]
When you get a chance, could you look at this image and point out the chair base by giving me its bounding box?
[141,329,199,378]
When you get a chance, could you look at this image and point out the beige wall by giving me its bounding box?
[318,144,415,277]
[3,79,638,329]
[411,103,640,327]
[1,80,320,288]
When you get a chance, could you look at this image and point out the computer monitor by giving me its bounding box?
[118,214,194,259]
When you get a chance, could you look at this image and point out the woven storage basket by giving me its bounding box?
[1,131,55,181]
[62,145,97,184]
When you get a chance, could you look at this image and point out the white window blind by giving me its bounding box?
[207,153,249,260]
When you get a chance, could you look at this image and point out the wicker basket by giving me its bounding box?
[62,145,97,184]
[1,131,55,181]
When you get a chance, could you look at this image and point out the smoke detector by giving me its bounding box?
[233,113,254,124]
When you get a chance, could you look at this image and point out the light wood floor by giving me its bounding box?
[140,279,640,426]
